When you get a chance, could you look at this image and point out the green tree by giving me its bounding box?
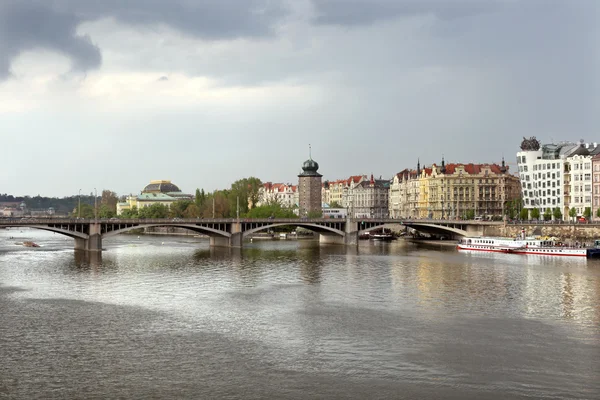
[120,206,139,218]
[569,207,577,222]
[245,204,297,219]
[229,177,262,215]
[531,208,540,220]
[543,208,552,221]
[195,188,206,210]
[596,208,600,219]
[101,190,118,214]
[329,201,343,208]
[169,199,193,218]
[519,208,529,220]
[307,210,323,218]
[73,203,95,218]
[553,207,562,220]
[98,204,115,219]
[139,203,169,219]
[584,207,592,220]
[465,209,475,220]
[183,203,200,218]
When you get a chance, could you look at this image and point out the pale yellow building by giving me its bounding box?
[117,180,193,215]
[390,160,520,219]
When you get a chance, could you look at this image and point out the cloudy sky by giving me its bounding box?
[1,0,597,197]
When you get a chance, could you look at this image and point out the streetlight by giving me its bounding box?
[94,188,98,220]
[78,189,81,219]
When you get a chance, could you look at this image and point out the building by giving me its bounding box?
[117,180,192,215]
[516,138,600,219]
[298,154,322,217]
[257,182,298,208]
[390,159,520,219]
[593,154,600,220]
[389,164,420,218]
[350,174,389,218]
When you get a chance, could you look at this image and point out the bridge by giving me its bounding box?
[0,217,499,251]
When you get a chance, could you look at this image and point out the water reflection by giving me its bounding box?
[0,232,599,399]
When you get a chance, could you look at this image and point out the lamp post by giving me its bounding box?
[94,188,98,220]
[78,189,81,219]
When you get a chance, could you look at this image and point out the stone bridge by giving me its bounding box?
[0,217,539,251]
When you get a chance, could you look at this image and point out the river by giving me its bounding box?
[1,228,599,399]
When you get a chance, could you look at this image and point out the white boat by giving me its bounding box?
[457,236,595,257]
[370,229,396,241]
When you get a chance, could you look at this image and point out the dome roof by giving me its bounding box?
[142,180,182,194]
[299,158,322,177]
[303,158,319,172]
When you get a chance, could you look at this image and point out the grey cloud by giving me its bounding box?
[0,1,101,78]
[0,0,288,79]
[157,76,169,82]
[311,0,509,26]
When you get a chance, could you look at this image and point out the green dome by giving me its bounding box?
[302,159,319,172]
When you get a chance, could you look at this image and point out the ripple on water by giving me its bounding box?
[0,233,599,399]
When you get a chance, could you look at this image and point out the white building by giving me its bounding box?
[257,182,298,209]
[516,138,600,219]
[566,154,593,218]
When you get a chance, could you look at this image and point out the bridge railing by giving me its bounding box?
[1,217,598,226]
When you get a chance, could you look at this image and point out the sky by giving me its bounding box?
[0,0,598,197]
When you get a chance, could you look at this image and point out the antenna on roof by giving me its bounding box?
[309,144,312,160]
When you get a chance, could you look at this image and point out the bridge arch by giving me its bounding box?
[402,223,468,238]
[243,223,345,237]
[4,225,88,240]
[103,224,231,239]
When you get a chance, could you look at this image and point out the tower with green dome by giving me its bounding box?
[298,145,322,217]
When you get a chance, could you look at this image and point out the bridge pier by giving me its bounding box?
[209,233,243,248]
[74,223,103,251]
[319,234,345,245]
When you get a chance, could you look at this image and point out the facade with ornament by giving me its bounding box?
[516,137,600,219]
[388,159,520,219]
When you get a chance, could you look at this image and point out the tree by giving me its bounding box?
[519,208,529,220]
[329,201,343,208]
[138,203,169,219]
[569,207,577,222]
[169,199,193,218]
[195,188,206,210]
[596,208,600,219]
[229,177,262,215]
[98,204,115,219]
[120,206,139,218]
[465,209,475,220]
[307,210,323,218]
[584,207,592,220]
[183,203,200,218]
[553,207,562,220]
[543,208,552,221]
[530,208,540,220]
[245,203,297,219]
[72,203,94,218]
[101,190,118,214]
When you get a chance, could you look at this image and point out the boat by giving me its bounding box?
[457,236,600,258]
[370,229,396,241]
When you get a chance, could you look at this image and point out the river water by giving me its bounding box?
[0,228,599,400]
